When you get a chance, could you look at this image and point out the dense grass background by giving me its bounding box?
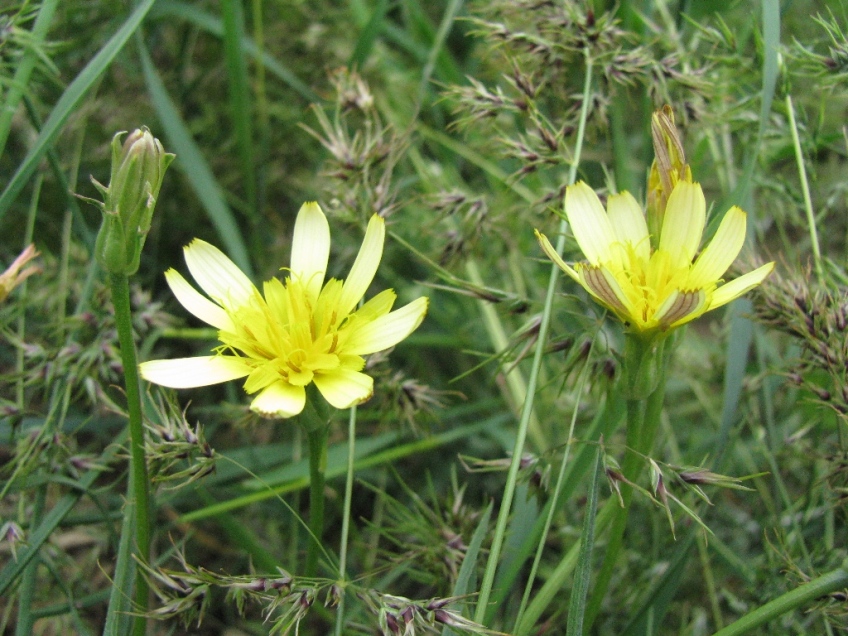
[1,0,847,633]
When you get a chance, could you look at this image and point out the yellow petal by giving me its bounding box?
[183,239,257,307]
[139,355,252,388]
[313,368,374,409]
[708,262,775,310]
[338,214,385,317]
[165,269,235,332]
[343,297,428,355]
[659,181,705,270]
[290,202,330,303]
[688,206,747,288]
[250,381,306,418]
[606,191,650,262]
[535,230,581,283]
[564,182,617,265]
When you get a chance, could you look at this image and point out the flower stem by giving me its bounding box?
[473,50,594,626]
[109,272,151,635]
[583,335,669,632]
[334,405,357,636]
[305,423,329,577]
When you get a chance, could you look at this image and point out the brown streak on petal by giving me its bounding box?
[584,267,626,313]
[659,290,704,329]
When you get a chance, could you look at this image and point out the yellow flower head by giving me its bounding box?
[140,202,428,418]
[536,181,774,334]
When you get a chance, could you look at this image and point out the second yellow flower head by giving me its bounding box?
[536,180,774,334]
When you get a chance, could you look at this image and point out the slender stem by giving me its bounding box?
[711,566,848,636]
[335,406,358,636]
[785,93,823,283]
[473,52,594,625]
[305,424,329,577]
[109,273,151,635]
[15,486,46,636]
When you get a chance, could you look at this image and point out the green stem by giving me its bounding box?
[15,486,46,636]
[785,93,823,284]
[472,52,594,625]
[305,424,329,577]
[335,406,358,636]
[109,273,151,635]
[711,566,848,636]
[583,337,668,633]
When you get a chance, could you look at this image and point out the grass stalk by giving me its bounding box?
[473,52,594,626]
[711,565,848,636]
[785,93,823,284]
[108,273,152,635]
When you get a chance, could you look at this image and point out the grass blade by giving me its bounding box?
[149,1,319,103]
[221,0,257,219]
[0,0,156,222]
[349,0,389,68]
[0,437,124,597]
[137,38,253,276]
[565,445,602,636]
[442,500,493,636]
[0,0,59,157]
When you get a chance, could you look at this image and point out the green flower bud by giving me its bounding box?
[93,127,175,275]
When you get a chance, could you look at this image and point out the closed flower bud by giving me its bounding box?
[92,127,174,275]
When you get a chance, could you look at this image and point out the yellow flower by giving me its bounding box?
[140,202,428,418]
[536,181,774,334]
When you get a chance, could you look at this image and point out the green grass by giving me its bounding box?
[1,0,847,634]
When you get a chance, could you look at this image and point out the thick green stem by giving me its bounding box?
[711,565,848,636]
[109,273,151,634]
[305,424,329,577]
[583,335,669,633]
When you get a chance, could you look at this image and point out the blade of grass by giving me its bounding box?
[0,0,59,157]
[149,1,319,103]
[416,0,463,105]
[221,0,257,220]
[0,0,156,221]
[137,37,253,276]
[0,433,126,597]
[565,446,602,636]
[442,500,493,636]
[711,566,848,636]
[349,0,389,68]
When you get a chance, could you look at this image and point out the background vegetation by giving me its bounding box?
[1,0,847,633]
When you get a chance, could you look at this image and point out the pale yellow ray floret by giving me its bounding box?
[140,202,428,418]
[536,181,774,334]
